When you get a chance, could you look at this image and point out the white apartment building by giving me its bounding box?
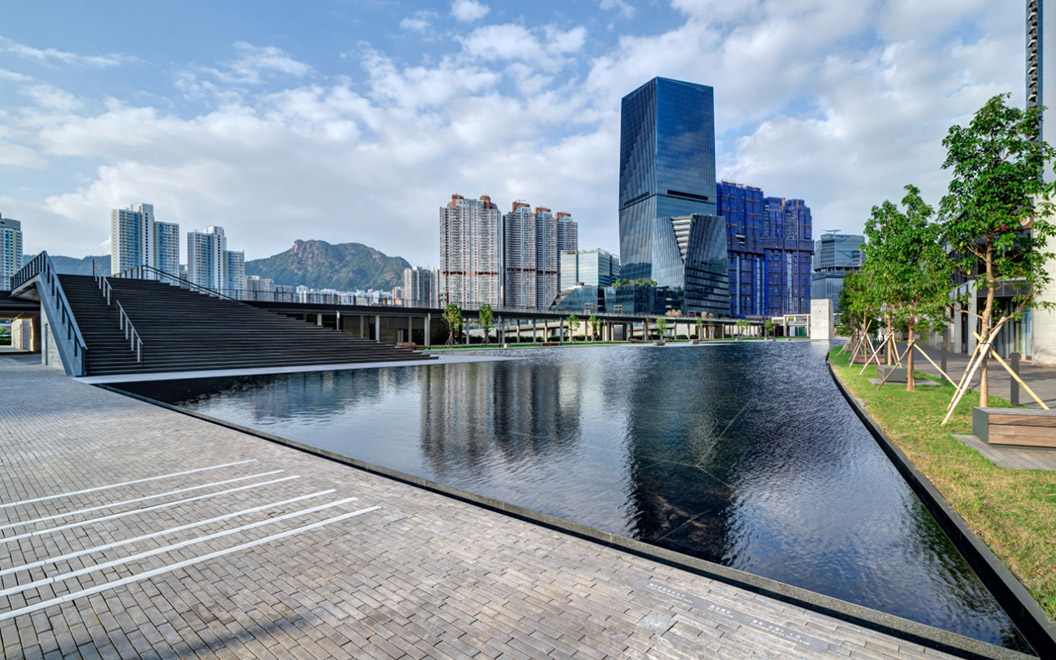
[0,214,23,290]
[439,194,502,308]
[187,226,226,292]
[155,221,180,279]
[224,250,246,298]
[110,203,155,275]
[402,266,435,307]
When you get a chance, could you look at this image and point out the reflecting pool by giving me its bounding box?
[120,341,1029,650]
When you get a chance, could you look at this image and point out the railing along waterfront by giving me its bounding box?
[12,252,88,375]
[93,262,143,365]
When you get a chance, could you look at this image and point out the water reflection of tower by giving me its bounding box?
[419,361,583,480]
[621,353,736,563]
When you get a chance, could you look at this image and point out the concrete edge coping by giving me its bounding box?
[826,355,1056,659]
[97,381,1035,660]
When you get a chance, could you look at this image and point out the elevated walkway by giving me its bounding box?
[56,274,432,376]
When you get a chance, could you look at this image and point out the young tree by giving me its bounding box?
[442,303,462,347]
[655,316,667,341]
[588,314,600,342]
[864,185,952,391]
[567,314,580,342]
[764,318,774,340]
[939,93,1056,406]
[695,314,704,340]
[735,318,749,337]
[478,303,494,345]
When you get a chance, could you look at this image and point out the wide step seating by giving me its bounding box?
[58,274,432,376]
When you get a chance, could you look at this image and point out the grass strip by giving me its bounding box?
[828,346,1056,619]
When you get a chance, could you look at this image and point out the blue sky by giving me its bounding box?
[0,1,1023,268]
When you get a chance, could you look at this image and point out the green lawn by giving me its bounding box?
[828,346,1056,619]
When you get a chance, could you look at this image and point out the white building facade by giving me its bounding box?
[187,226,226,292]
[0,214,23,290]
[439,194,502,308]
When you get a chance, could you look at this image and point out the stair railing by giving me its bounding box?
[12,252,88,375]
[116,300,142,363]
[93,261,143,366]
[112,264,243,304]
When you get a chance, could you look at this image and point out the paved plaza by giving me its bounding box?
[0,354,998,658]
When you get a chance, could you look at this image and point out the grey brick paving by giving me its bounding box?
[0,354,967,658]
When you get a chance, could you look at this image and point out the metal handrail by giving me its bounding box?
[112,264,242,304]
[12,251,88,374]
[93,261,143,365]
[116,300,142,363]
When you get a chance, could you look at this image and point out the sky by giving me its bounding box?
[0,0,1025,268]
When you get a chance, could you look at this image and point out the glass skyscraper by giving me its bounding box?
[618,77,729,315]
[812,232,864,313]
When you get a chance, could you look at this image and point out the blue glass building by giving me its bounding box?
[618,77,729,315]
[811,232,864,314]
[717,182,814,317]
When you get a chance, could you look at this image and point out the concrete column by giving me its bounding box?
[375,315,381,342]
[316,313,323,327]
[408,316,413,344]
[425,314,431,348]
[359,315,365,337]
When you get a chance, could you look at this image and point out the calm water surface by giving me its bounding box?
[123,342,1029,650]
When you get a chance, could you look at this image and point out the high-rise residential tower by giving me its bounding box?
[618,77,729,315]
[503,202,537,309]
[109,203,179,278]
[439,194,502,308]
[402,266,435,307]
[224,249,245,298]
[187,226,227,291]
[0,214,23,290]
[110,203,155,275]
[154,221,180,279]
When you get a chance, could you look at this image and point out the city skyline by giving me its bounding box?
[0,2,1023,269]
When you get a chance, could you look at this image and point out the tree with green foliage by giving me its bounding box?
[478,303,494,345]
[655,316,667,341]
[939,93,1056,406]
[735,318,749,337]
[442,303,462,347]
[588,314,600,342]
[764,318,774,340]
[695,314,704,340]
[864,185,952,391]
[566,314,579,343]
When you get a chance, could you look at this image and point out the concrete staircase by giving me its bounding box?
[58,274,432,376]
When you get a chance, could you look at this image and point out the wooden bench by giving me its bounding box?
[973,407,1056,448]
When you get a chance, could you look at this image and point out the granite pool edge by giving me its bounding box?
[826,355,1056,658]
[99,382,1033,660]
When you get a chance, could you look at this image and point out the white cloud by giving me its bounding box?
[451,0,490,22]
[461,23,587,73]
[0,36,139,68]
[400,11,437,32]
[598,0,635,19]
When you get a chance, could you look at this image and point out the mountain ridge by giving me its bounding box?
[25,239,411,292]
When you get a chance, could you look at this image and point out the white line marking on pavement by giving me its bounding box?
[0,470,285,531]
[0,460,257,509]
[0,496,364,599]
[0,505,382,623]
[0,475,300,546]
[0,489,337,579]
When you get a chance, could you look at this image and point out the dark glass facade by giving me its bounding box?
[718,182,814,318]
[618,78,727,315]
